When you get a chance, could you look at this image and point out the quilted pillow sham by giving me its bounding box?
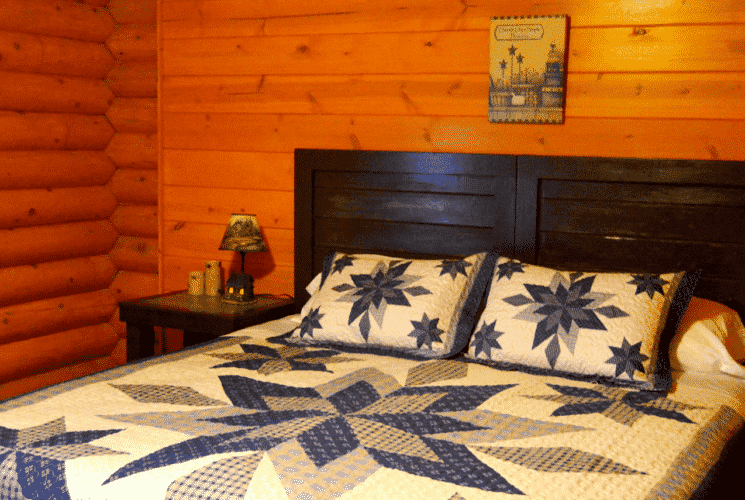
[466,257,699,390]
[288,251,497,358]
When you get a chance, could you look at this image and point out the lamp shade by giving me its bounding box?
[219,214,266,253]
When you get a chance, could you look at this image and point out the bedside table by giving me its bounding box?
[119,291,296,362]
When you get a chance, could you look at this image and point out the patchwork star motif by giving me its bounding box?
[437,258,472,280]
[496,260,525,281]
[331,254,355,275]
[503,272,629,368]
[0,418,124,500]
[606,338,649,380]
[332,260,431,340]
[209,343,356,375]
[628,274,669,300]
[526,384,702,426]
[408,313,444,349]
[471,320,505,358]
[297,307,324,338]
[101,368,612,495]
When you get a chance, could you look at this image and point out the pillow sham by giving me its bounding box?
[288,251,497,358]
[670,297,745,378]
[466,257,699,390]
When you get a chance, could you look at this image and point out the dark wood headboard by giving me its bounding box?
[294,149,745,316]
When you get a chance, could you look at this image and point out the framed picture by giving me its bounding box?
[489,15,568,124]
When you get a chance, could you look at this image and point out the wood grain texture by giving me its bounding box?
[106,60,158,97]
[0,111,114,150]
[108,169,158,204]
[163,150,294,189]
[110,236,159,273]
[0,256,117,307]
[0,71,114,115]
[160,0,745,27]
[162,113,743,161]
[108,270,159,303]
[161,72,745,121]
[0,30,114,78]
[0,220,118,268]
[109,0,158,24]
[110,205,158,237]
[0,151,115,189]
[106,98,157,133]
[162,186,293,227]
[0,186,117,228]
[106,24,158,61]
[105,132,157,169]
[0,0,114,42]
[0,289,117,345]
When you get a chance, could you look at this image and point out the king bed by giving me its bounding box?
[0,149,743,500]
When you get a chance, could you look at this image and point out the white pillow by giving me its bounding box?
[670,297,745,378]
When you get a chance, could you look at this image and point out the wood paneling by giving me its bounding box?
[0,0,115,42]
[159,0,745,297]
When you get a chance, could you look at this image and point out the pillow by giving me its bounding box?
[465,257,699,390]
[670,297,745,378]
[287,251,497,358]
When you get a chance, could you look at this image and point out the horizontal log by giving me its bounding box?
[109,270,159,302]
[161,26,745,76]
[106,98,157,133]
[0,255,117,307]
[162,186,293,227]
[0,151,115,189]
[108,0,157,24]
[105,60,157,98]
[163,150,293,190]
[0,289,117,345]
[1,0,115,42]
[162,113,745,161]
[110,337,126,365]
[162,255,293,296]
[0,352,116,400]
[0,186,117,229]
[0,322,118,382]
[0,220,118,268]
[80,0,109,8]
[0,29,114,78]
[0,71,113,114]
[0,111,114,150]
[110,205,158,237]
[105,132,158,169]
[161,0,745,28]
[110,236,159,273]
[161,71,745,121]
[110,306,126,339]
[108,169,158,204]
[163,221,293,266]
[106,24,157,61]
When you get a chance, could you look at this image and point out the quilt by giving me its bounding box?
[0,316,742,500]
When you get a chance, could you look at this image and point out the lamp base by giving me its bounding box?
[222,271,255,303]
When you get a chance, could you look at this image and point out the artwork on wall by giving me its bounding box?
[489,15,568,124]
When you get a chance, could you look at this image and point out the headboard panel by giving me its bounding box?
[294,149,516,305]
[295,149,745,316]
[515,156,745,316]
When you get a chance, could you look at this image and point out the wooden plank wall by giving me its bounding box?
[0,0,158,400]
[159,0,745,298]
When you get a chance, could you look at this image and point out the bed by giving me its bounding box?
[1,149,744,500]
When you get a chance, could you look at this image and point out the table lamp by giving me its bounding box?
[219,214,266,302]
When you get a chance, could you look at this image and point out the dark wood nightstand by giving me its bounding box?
[119,291,296,362]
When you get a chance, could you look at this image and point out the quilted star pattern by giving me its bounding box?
[526,384,703,426]
[605,338,650,380]
[101,368,600,495]
[408,313,444,349]
[503,272,629,368]
[298,307,324,338]
[437,258,472,280]
[471,320,505,358]
[628,274,669,300]
[209,343,356,375]
[332,260,431,341]
[0,418,124,500]
[496,260,525,281]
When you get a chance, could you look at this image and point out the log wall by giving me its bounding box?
[104,0,160,347]
[158,0,745,297]
[0,0,158,401]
